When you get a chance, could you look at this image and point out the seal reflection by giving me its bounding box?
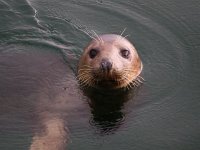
[83,87,137,135]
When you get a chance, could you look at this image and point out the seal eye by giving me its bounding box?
[89,49,98,59]
[120,49,130,59]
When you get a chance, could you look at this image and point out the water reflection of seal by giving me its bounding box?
[77,34,143,89]
[83,87,138,134]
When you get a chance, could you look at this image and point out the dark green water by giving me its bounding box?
[0,0,200,150]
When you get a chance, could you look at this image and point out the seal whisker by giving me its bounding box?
[120,74,132,87]
[125,84,130,90]
[80,65,93,69]
[132,82,138,87]
[78,67,93,70]
[135,79,140,85]
[85,31,96,40]
[128,81,134,89]
[123,34,130,39]
[126,82,131,90]
[121,73,139,89]
[130,83,135,88]
[79,77,92,87]
[120,27,127,36]
[78,69,92,73]
[136,78,143,83]
[91,30,103,43]
[116,27,127,42]
[133,80,140,86]
[77,71,97,87]
[126,81,134,90]
[78,74,91,81]
[77,73,89,81]
[138,76,145,81]
[77,73,87,78]
[78,67,93,74]
[130,82,135,88]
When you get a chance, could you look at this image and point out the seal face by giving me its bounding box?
[77,34,143,89]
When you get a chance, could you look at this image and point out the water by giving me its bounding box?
[0,0,200,150]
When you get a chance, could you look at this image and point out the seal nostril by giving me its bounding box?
[107,61,112,70]
[100,59,112,71]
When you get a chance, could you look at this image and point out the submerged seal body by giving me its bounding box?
[78,34,143,89]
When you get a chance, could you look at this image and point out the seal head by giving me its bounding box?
[77,34,143,89]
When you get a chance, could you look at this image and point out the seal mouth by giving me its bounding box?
[77,66,144,89]
[97,79,117,84]
[91,70,125,88]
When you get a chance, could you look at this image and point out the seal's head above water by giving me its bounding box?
[77,34,143,89]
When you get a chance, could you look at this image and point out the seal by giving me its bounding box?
[77,34,143,89]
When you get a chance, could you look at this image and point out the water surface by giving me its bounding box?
[0,0,200,150]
